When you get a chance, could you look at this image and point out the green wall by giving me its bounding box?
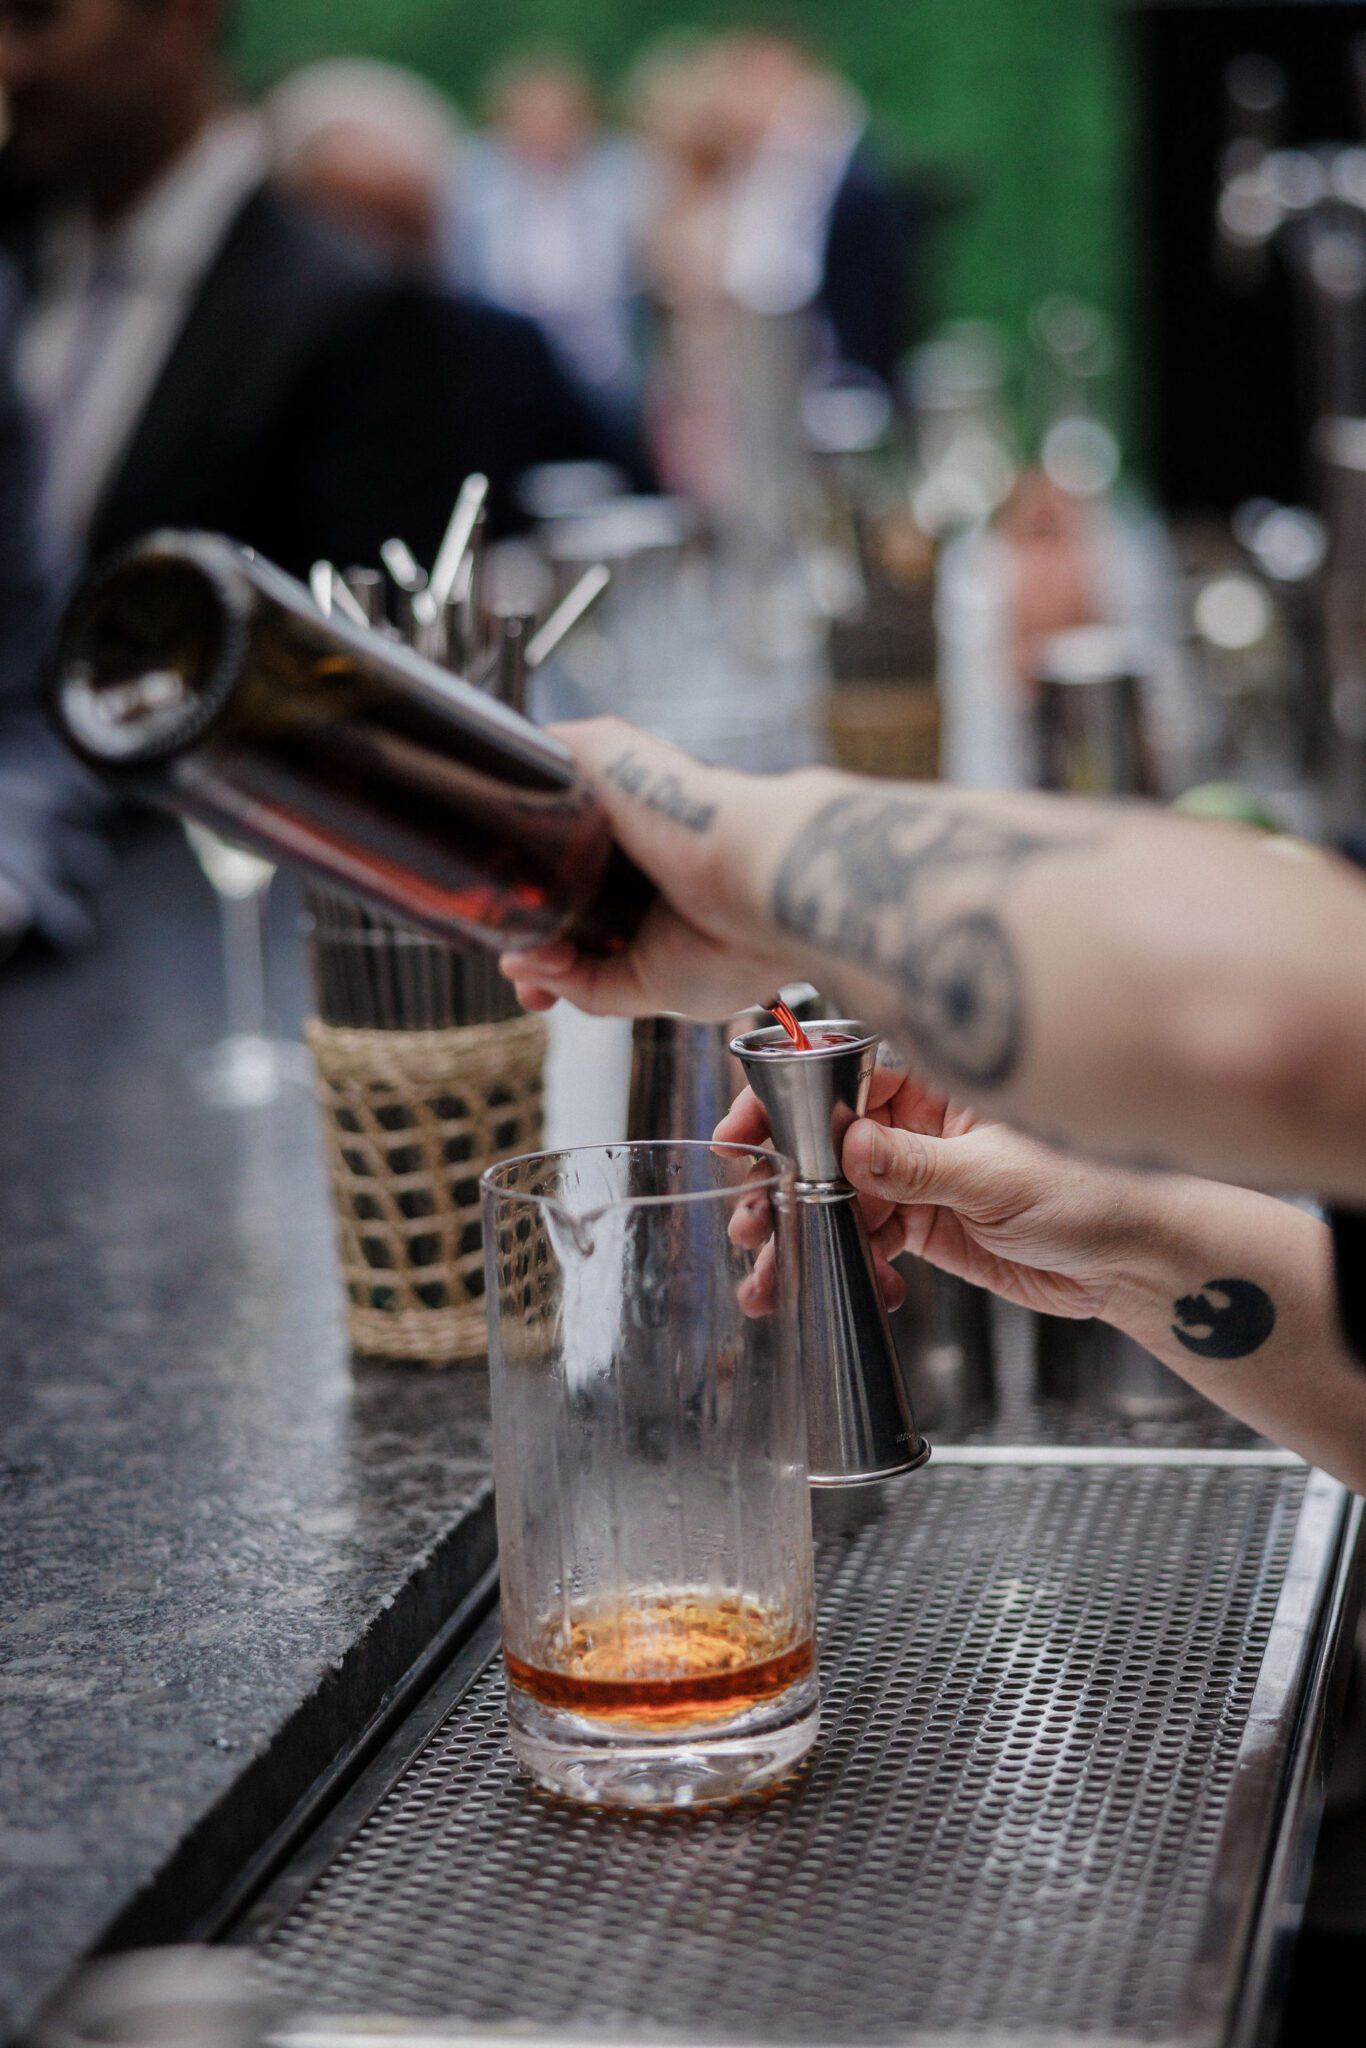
[234,0,1132,405]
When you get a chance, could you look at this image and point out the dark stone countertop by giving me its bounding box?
[0,825,496,2043]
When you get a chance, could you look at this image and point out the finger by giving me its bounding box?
[864,1061,910,1113]
[873,1251,906,1311]
[714,1086,771,1146]
[737,1235,780,1318]
[729,1199,773,1252]
[500,943,579,1013]
[727,1161,777,1251]
[499,936,653,1020]
[506,981,559,1012]
[869,1208,952,1266]
[843,1116,979,1210]
[883,1070,953,1137]
[870,1213,913,1264]
[854,1187,899,1238]
[500,942,576,981]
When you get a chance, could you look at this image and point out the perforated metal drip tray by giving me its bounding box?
[237,1462,1353,2048]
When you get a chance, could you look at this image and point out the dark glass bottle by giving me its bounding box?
[52,530,654,954]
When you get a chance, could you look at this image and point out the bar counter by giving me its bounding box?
[0,826,498,2042]
[1,824,1360,2048]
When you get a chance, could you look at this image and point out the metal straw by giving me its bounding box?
[525,562,611,669]
[490,611,533,714]
[309,561,368,630]
[430,473,489,608]
[379,539,429,643]
[305,888,519,1030]
[302,490,531,1029]
[341,567,386,628]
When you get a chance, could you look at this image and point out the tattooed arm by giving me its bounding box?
[717,1066,1366,1489]
[501,719,1366,1201]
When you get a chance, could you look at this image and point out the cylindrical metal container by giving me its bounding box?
[888,1257,996,1437]
[1035,625,1157,798]
[1036,1313,1216,1422]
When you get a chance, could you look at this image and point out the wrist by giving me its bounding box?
[1091,1172,1225,1340]
[1099,1175,1312,1365]
[703,765,841,963]
[721,766,850,961]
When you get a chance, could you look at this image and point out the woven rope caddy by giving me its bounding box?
[307,1011,547,1365]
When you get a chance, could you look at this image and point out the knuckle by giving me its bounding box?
[886,1129,933,1196]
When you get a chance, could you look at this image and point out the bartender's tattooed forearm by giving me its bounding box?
[602,749,715,833]
[773,793,1095,1088]
[1171,1279,1276,1359]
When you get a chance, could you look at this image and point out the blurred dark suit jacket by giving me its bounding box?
[821,149,910,392]
[11,182,646,580]
[0,259,110,950]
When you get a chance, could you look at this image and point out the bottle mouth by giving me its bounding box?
[52,531,252,767]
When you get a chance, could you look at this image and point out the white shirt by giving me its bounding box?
[448,137,644,398]
[16,111,268,545]
[723,90,864,319]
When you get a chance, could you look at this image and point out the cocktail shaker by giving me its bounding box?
[626,986,827,1144]
[1036,1314,1215,1422]
[889,1257,996,1436]
[731,1021,930,1486]
[1035,625,1157,798]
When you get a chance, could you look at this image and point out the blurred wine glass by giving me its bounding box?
[183,823,308,1107]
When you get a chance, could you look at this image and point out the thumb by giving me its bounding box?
[842,1116,980,1210]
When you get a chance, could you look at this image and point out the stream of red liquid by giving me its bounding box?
[764,996,811,1049]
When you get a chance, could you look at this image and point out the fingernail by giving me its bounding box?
[868,1125,890,1176]
[501,943,573,975]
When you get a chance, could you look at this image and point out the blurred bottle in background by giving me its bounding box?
[930,305,1188,794]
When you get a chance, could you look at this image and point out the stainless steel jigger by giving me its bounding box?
[731,1021,931,1486]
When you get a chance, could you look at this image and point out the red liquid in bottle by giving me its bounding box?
[52,535,654,955]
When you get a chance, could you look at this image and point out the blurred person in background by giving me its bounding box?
[627,39,735,505]
[0,0,642,575]
[266,57,458,277]
[0,252,109,957]
[266,55,654,533]
[0,0,460,575]
[447,52,644,422]
[629,27,910,508]
[703,27,908,391]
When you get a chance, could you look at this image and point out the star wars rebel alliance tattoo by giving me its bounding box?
[1171,1280,1276,1360]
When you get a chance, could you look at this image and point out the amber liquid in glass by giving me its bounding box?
[505,1591,814,1730]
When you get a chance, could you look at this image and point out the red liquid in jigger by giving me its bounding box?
[763,999,857,1053]
[766,997,811,1049]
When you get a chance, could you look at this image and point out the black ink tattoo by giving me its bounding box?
[772,794,1093,1088]
[1171,1279,1276,1360]
[603,749,715,833]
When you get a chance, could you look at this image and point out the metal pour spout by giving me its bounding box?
[731,1021,930,1487]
